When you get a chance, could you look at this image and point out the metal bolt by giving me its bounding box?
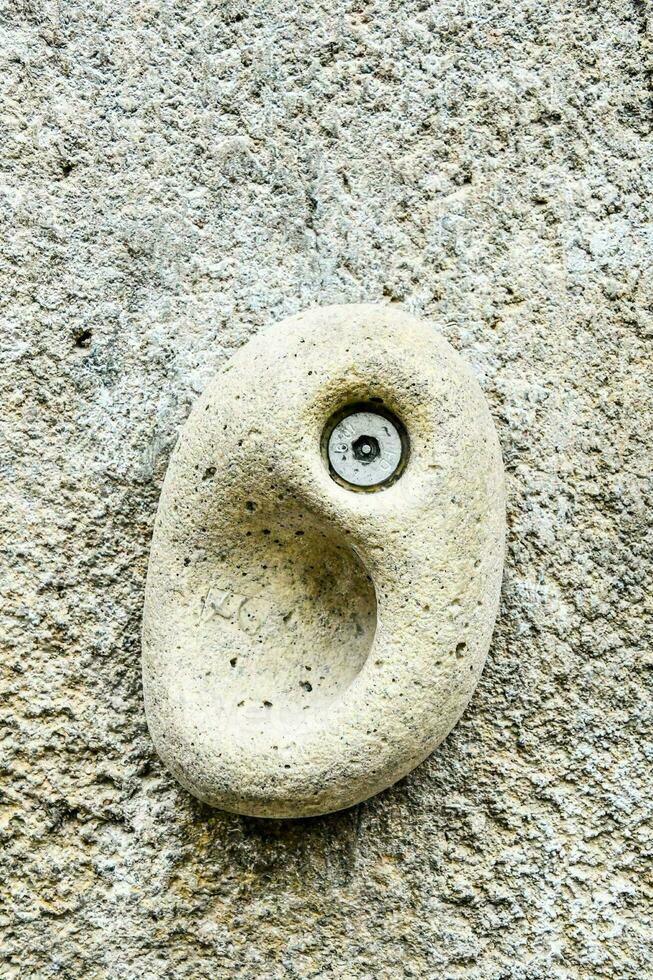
[326,408,406,489]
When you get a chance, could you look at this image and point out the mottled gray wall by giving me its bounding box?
[2,0,652,976]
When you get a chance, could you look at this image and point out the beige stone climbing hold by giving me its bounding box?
[142,304,505,817]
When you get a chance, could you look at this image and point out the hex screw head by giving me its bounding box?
[325,405,408,490]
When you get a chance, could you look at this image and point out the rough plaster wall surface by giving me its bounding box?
[1,0,652,976]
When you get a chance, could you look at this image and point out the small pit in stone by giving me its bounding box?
[74,328,92,349]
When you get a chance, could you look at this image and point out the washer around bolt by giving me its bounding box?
[324,404,408,490]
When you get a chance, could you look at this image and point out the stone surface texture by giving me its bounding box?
[1,0,652,974]
[143,305,505,817]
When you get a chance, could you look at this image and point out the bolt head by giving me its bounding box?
[326,409,405,489]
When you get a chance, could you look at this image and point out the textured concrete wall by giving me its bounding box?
[2,0,652,977]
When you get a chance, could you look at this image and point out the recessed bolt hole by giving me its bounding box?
[324,402,408,491]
